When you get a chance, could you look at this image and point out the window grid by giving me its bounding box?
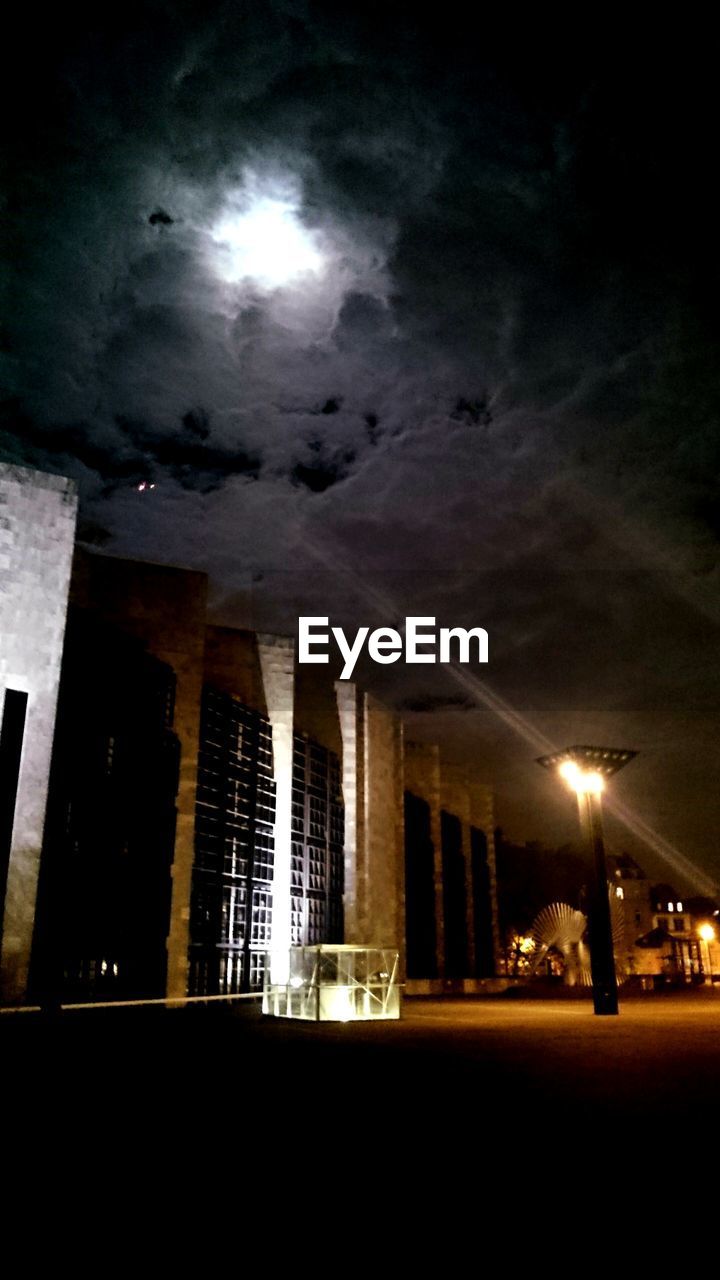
[290,733,344,946]
[189,686,276,996]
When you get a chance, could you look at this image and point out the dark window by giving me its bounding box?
[0,688,28,945]
[471,826,495,977]
[189,685,276,995]
[30,610,179,1004]
[404,792,437,978]
[441,810,467,977]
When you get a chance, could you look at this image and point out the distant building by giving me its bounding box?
[607,857,720,983]
[644,884,708,982]
[607,853,655,976]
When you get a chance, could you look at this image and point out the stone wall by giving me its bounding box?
[0,465,77,1003]
[257,635,295,961]
[404,741,445,977]
[404,746,500,984]
[204,626,267,714]
[336,685,405,964]
[72,551,208,999]
[294,662,343,757]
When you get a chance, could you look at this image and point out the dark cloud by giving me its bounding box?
[2,4,719,881]
[114,411,261,492]
[0,398,260,494]
[290,445,355,493]
[0,399,147,486]
[450,397,493,428]
[76,518,112,547]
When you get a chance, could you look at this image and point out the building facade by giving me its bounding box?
[33,609,180,1002]
[608,857,720,983]
[0,464,77,1003]
[0,466,499,1005]
[403,742,502,992]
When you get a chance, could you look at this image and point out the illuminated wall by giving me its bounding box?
[0,464,77,1003]
[258,634,295,973]
[189,684,276,994]
[336,684,405,963]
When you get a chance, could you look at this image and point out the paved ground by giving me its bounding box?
[4,990,719,1218]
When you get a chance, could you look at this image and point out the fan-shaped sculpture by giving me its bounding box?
[529,903,589,985]
[529,890,625,986]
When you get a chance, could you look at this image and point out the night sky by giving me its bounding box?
[3,5,719,890]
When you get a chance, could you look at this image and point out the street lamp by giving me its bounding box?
[536,746,637,1016]
[698,923,715,982]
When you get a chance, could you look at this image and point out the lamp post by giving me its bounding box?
[536,746,637,1016]
[698,924,715,983]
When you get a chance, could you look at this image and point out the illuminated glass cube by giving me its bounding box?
[262,944,401,1021]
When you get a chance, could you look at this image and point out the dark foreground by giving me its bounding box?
[4,990,719,1219]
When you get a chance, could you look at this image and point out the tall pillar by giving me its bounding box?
[336,684,405,963]
[258,635,295,973]
[335,683,364,942]
[0,465,77,1003]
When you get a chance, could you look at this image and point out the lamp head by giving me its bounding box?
[537,745,637,795]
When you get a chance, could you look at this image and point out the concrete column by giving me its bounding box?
[258,635,295,968]
[364,694,405,959]
[335,682,364,942]
[336,685,405,961]
[0,465,77,1003]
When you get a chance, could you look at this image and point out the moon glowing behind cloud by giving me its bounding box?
[209,180,324,288]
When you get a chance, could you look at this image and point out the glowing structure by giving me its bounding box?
[263,944,400,1021]
[210,195,323,288]
[537,745,637,1015]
